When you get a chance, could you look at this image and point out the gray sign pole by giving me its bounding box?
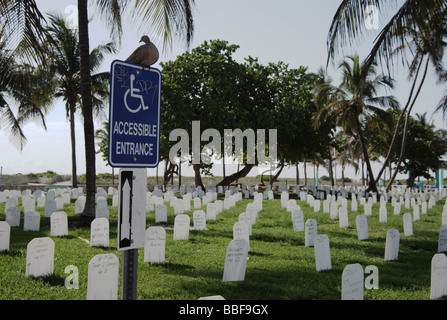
[122,248,138,300]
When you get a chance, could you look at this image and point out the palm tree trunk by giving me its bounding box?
[69,102,78,189]
[304,160,307,186]
[374,57,424,185]
[354,105,377,194]
[78,0,96,226]
[386,59,429,192]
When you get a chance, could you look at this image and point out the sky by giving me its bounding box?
[1,0,446,182]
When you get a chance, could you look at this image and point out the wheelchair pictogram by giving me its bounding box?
[124,74,149,113]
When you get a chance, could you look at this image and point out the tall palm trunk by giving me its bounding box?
[78,0,96,226]
[69,102,78,188]
[386,59,429,192]
[354,104,378,194]
[375,57,424,186]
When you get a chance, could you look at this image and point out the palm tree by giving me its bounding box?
[327,1,447,189]
[42,13,115,189]
[76,0,196,226]
[1,0,197,226]
[314,54,399,193]
[0,31,52,150]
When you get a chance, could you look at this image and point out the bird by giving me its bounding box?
[125,35,159,69]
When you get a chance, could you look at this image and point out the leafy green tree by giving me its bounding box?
[0,32,51,150]
[41,13,114,188]
[313,53,398,193]
[394,113,447,188]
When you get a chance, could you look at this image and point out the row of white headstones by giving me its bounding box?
[1,186,447,299]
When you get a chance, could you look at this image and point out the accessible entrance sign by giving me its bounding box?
[108,60,161,168]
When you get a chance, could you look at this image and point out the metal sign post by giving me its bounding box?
[109,60,161,300]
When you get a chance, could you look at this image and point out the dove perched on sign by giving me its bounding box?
[125,35,159,69]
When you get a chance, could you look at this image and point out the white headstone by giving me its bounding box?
[314,200,321,213]
[90,218,109,247]
[356,215,368,241]
[305,219,318,247]
[50,211,68,237]
[22,197,35,213]
[339,207,349,228]
[0,221,11,251]
[430,253,447,300]
[379,206,387,223]
[173,214,190,240]
[194,197,201,209]
[55,197,64,210]
[351,199,358,212]
[174,198,184,215]
[95,205,109,220]
[144,226,166,263]
[155,204,167,223]
[36,197,46,208]
[384,229,400,261]
[341,263,364,300]
[413,205,420,221]
[239,212,253,236]
[233,221,250,252]
[438,225,447,253]
[87,253,119,300]
[222,239,249,282]
[292,209,304,232]
[393,203,401,215]
[26,237,55,277]
[6,207,21,227]
[193,210,207,230]
[314,234,331,272]
[24,211,40,232]
[364,203,372,217]
[206,203,217,221]
[330,202,338,220]
[44,199,57,218]
[75,197,85,214]
[403,213,413,236]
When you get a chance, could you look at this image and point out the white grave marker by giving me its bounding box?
[379,206,387,223]
[50,211,68,237]
[44,199,57,218]
[314,234,331,272]
[222,239,249,282]
[26,237,54,277]
[403,213,413,236]
[305,219,318,247]
[292,209,304,232]
[430,253,447,300]
[144,226,166,263]
[87,253,119,300]
[155,204,167,223]
[24,211,40,232]
[6,207,21,227]
[339,207,349,228]
[0,221,11,251]
[173,214,190,240]
[90,218,109,247]
[384,229,400,261]
[356,215,368,241]
[341,263,364,300]
[438,224,447,253]
[193,210,207,230]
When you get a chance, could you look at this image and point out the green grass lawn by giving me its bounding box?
[0,191,444,300]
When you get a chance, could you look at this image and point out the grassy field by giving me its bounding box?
[0,190,444,300]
